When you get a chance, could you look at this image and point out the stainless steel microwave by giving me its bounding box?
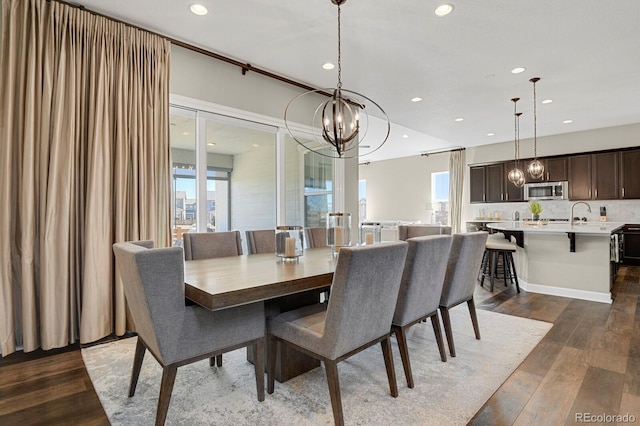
[524,181,568,200]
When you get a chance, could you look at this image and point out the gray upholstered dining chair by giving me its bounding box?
[439,231,488,357]
[183,230,243,260]
[391,235,453,388]
[304,227,328,248]
[112,241,265,426]
[267,241,409,426]
[245,229,276,254]
[182,230,243,366]
[398,225,452,240]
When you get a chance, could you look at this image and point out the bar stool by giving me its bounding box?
[478,238,520,293]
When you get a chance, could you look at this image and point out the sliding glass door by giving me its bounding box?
[170,102,337,250]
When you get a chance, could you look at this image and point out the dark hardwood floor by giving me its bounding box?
[1,266,639,425]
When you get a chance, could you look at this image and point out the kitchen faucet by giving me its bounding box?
[570,201,592,226]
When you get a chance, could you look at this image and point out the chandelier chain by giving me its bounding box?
[337,2,342,89]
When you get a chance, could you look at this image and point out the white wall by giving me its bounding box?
[359,153,450,222]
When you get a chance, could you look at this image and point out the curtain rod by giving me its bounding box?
[52,0,321,94]
[420,147,465,157]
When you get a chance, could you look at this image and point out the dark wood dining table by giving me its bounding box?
[184,248,338,310]
[184,247,339,382]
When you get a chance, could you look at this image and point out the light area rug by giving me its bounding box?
[82,306,551,425]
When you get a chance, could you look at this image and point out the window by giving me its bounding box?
[431,171,450,225]
[170,99,339,251]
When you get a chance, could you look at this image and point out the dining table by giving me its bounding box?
[184,247,339,382]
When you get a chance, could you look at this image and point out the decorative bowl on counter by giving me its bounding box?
[522,219,549,226]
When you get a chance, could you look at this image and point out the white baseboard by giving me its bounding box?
[518,278,612,304]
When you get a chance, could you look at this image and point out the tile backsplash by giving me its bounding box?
[468,199,640,223]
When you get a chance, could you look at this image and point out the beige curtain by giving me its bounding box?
[0,0,171,356]
[448,149,466,234]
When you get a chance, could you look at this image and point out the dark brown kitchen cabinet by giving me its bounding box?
[568,152,618,200]
[592,152,618,199]
[545,157,567,181]
[620,149,640,199]
[523,157,567,183]
[568,154,592,200]
[486,163,505,202]
[470,166,486,203]
[469,163,505,203]
[504,161,524,202]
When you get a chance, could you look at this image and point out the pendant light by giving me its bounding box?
[508,97,525,187]
[283,0,390,159]
[527,77,545,179]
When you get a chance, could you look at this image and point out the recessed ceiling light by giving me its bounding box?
[486,133,495,137]
[207,142,216,146]
[252,143,260,148]
[182,131,190,136]
[402,134,409,139]
[511,67,526,74]
[322,63,335,70]
[411,97,423,103]
[542,99,553,104]
[434,4,454,17]
[190,4,208,16]
[454,118,464,122]
[563,119,573,124]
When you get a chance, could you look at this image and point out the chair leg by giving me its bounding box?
[253,339,265,402]
[490,251,497,292]
[439,306,456,357]
[508,252,521,293]
[156,365,177,426]
[216,354,223,367]
[501,252,510,285]
[467,298,481,340]
[393,326,414,388]
[478,251,488,285]
[381,336,399,397]
[209,357,215,367]
[430,313,447,362]
[324,359,344,426]
[267,335,277,394]
[129,338,146,397]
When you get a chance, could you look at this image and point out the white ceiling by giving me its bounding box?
[73,0,640,161]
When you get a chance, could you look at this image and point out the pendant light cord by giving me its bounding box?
[533,79,538,158]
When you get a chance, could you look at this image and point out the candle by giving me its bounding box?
[365,232,374,245]
[334,226,343,247]
[285,237,296,257]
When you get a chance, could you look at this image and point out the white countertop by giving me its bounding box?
[487,221,625,235]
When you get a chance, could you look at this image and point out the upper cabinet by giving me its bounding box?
[470,147,637,203]
[486,163,505,202]
[568,154,592,200]
[620,149,640,199]
[592,152,618,200]
[568,152,618,200]
[470,164,505,203]
[545,157,568,182]
[524,157,567,183]
[470,166,486,203]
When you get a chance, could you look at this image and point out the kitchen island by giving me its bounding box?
[486,221,625,303]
